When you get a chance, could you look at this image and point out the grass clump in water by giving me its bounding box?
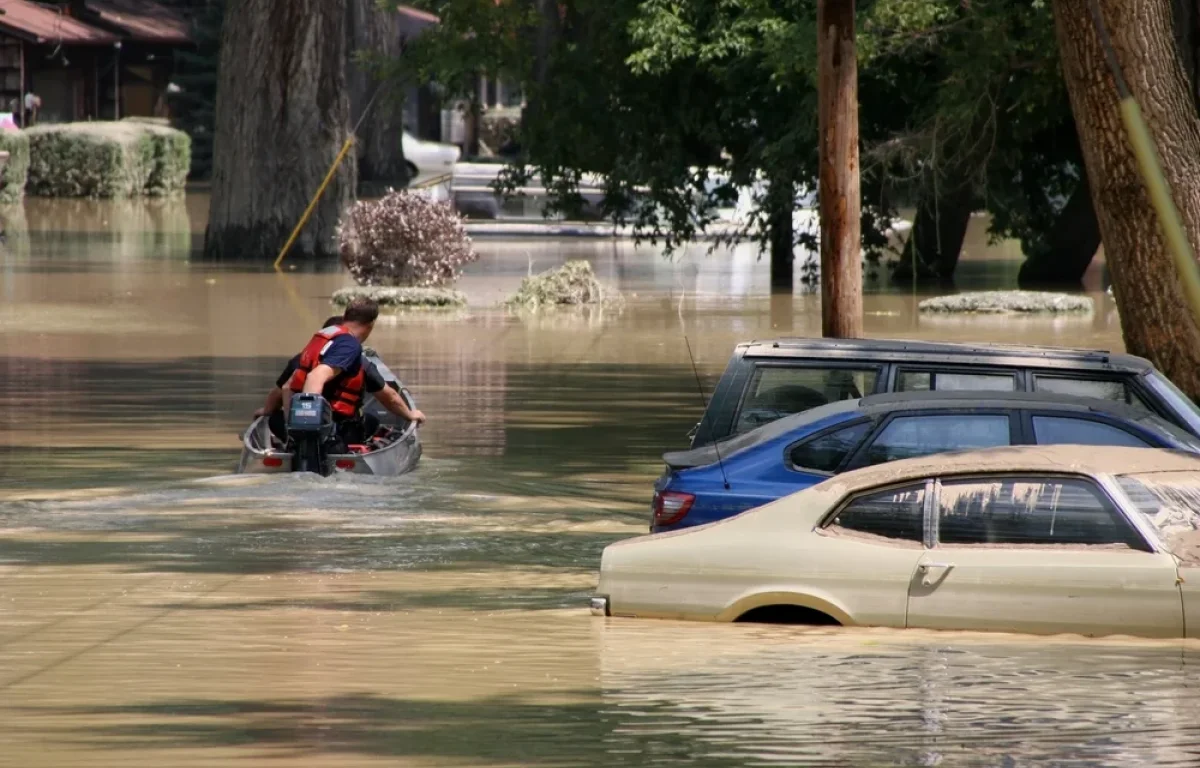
[333,285,468,309]
[919,290,1093,314]
[25,121,190,198]
[503,260,622,310]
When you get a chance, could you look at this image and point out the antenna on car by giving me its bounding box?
[684,336,730,490]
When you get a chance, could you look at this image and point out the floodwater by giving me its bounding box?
[4,196,1199,767]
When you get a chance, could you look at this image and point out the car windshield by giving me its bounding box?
[1116,471,1200,565]
[1144,371,1200,435]
[1134,416,1200,453]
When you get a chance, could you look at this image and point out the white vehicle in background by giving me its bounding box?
[591,445,1200,639]
[403,131,460,183]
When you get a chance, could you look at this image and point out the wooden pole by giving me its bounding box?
[817,0,863,338]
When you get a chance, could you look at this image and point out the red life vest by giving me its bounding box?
[288,325,365,418]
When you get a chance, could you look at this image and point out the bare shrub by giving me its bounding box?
[338,189,477,287]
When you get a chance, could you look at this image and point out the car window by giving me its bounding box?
[864,415,1011,465]
[1031,416,1152,448]
[735,366,879,434]
[827,483,926,543]
[1032,376,1153,413]
[897,370,1017,393]
[789,421,872,473]
[937,476,1144,549]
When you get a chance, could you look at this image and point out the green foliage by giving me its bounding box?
[0,131,30,203]
[26,123,190,198]
[391,0,1079,272]
[379,0,531,102]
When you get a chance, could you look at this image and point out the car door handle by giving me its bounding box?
[917,562,954,586]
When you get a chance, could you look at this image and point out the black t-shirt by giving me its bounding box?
[277,354,386,393]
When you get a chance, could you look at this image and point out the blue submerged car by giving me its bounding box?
[650,391,1200,532]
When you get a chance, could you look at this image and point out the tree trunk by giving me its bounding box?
[1053,0,1200,397]
[346,0,408,184]
[891,189,974,284]
[817,0,862,337]
[1017,177,1102,287]
[205,0,354,261]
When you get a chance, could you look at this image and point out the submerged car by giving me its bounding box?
[403,131,460,182]
[690,338,1200,447]
[597,445,1200,639]
[652,392,1200,531]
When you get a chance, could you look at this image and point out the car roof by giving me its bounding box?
[820,445,1200,498]
[665,393,1167,470]
[738,337,1152,372]
[857,390,1148,418]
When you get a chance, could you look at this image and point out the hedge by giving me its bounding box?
[0,130,29,203]
[25,121,190,198]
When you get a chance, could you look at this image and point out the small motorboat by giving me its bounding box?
[236,352,422,477]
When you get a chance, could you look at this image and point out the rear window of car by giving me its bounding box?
[735,365,879,435]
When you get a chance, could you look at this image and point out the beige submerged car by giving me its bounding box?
[592,445,1200,638]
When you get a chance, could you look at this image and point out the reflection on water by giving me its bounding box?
[1,196,1175,767]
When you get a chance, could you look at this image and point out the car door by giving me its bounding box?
[811,481,930,627]
[844,411,1018,470]
[906,474,1184,638]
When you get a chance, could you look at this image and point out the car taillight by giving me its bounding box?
[653,491,695,526]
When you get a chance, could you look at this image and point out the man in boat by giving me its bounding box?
[256,302,425,444]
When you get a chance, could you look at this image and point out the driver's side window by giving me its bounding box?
[735,365,880,434]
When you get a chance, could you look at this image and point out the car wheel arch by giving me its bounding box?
[717,589,854,626]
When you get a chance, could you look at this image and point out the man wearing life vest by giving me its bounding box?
[285,298,426,446]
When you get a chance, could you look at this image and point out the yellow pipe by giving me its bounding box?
[273,136,356,271]
[1118,98,1200,323]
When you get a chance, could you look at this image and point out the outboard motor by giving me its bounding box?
[287,393,334,475]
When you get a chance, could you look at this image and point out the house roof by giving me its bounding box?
[0,0,118,44]
[85,0,190,44]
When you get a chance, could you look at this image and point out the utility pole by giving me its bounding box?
[817,0,863,337]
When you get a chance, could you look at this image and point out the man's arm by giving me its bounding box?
[374,385,426,424]
[254,386,284,418]
[303,363,341,395]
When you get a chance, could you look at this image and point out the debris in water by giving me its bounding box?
[503,260,623,310]
[333,285,467,309]
[919,290,1093,314]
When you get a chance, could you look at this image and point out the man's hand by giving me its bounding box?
[253,407,266,418]
[409,409,427,425]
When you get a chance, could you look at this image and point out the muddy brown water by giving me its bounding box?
[4,197,1200,767]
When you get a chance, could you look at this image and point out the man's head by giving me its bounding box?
[341,298,379,341]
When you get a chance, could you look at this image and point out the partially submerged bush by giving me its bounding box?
[0,130,29,203]
[338,189,477,287]
[139,124,191,195]
[25,122,190,198]
[503,260,622,310]
[919,290,1093,314]
[332,285,468,309]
